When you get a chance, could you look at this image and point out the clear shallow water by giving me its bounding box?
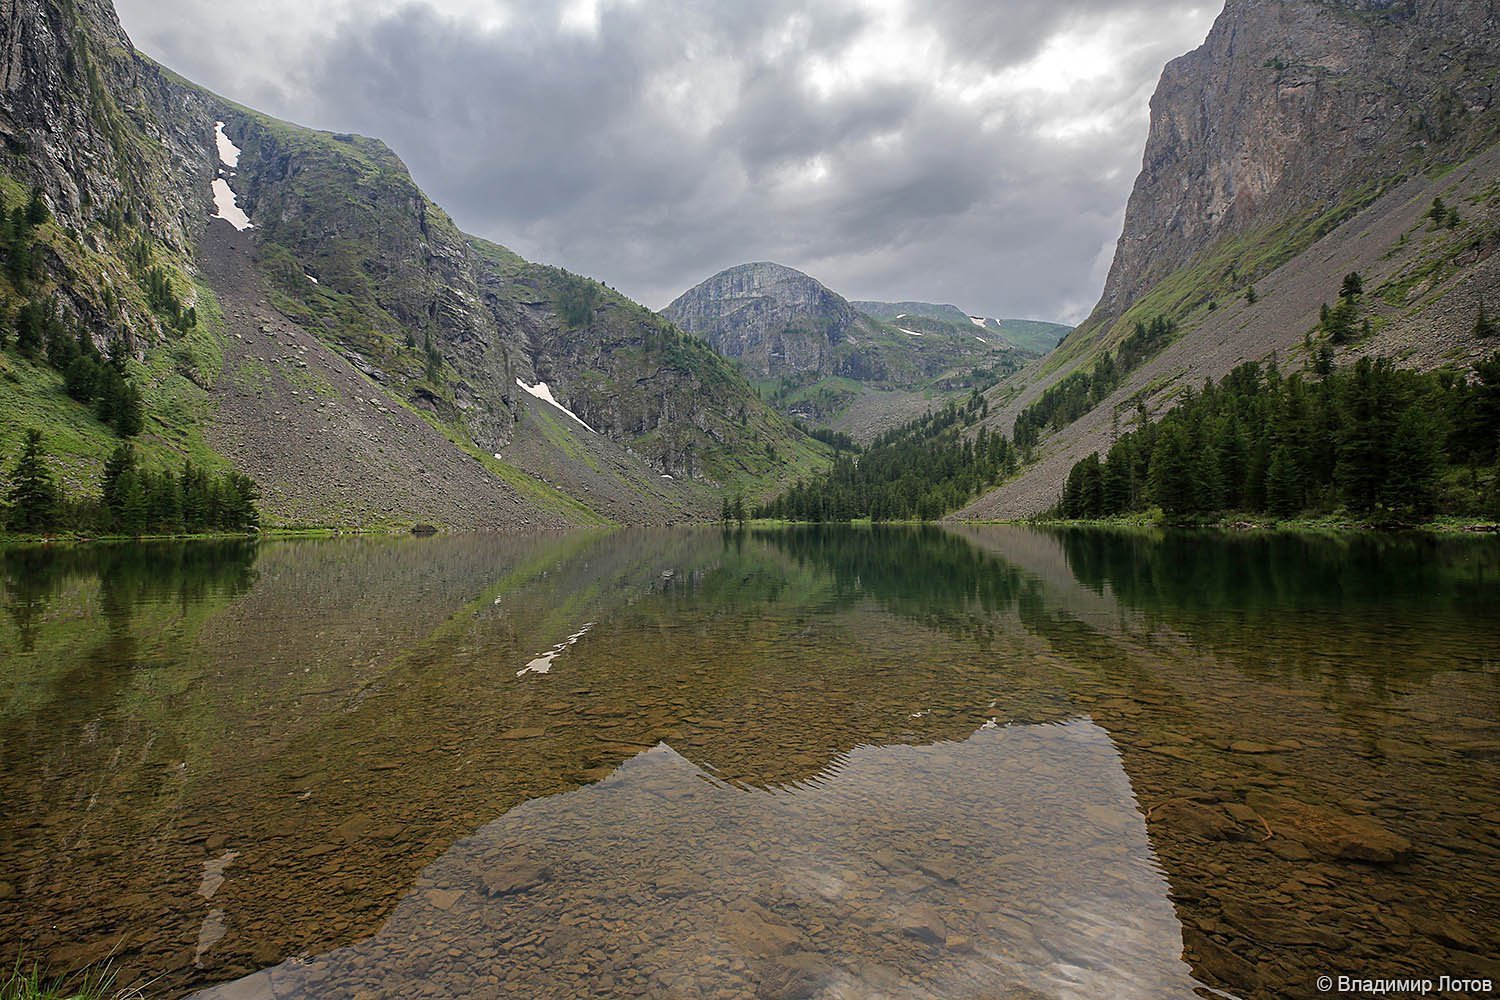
[1,527,1497,999]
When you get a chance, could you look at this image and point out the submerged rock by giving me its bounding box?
[720,903,805,957]
[480,859,552,897]
[896,903,948,945]
[1247,792,1413,864]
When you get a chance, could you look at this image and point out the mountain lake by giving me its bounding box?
[1,526,1497,999]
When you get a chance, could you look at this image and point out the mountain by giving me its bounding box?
[852,301,1071,354]
[957,0,1500,519]
[662,262,1027,441]
[0,0,827,529]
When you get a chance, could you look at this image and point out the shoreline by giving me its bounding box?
[1001,514,1500,536]
[6,515,1498,548]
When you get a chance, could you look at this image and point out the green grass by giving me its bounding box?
[1042,179,1393,382]
[992,319,1072,355]
[401,402,611,526]
[0,284,234,502]
[1,958,139,1000]
[0,153,244,495]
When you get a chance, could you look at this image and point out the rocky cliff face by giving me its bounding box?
[663,262,872,379]
[963,0,1500,520]
[215,110,520,449]
[1094,0,1499,327]
[0,0,220,355]
[0,0,215,248]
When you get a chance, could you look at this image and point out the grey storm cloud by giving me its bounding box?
[115,0,1219,324]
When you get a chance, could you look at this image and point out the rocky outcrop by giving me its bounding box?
[0,0,221,358]
[1093,0,1499,327]
[216,112,520,449]
[663,262,872,379]
[0,0,216,247]
[959,0,1500,519]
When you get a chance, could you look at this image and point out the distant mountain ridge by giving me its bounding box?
[661,262,1032,439]
[852,301,1070,354]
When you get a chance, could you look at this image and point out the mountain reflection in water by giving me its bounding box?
[194,721,1197,1000]
[1,526,1496,1000]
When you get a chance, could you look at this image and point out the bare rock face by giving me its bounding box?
[0,0,216,248]
[662,262,868,379]
[1094,0,1499,325]
[0,0,220,356]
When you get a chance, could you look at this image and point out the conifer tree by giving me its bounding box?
[1381,406,1442,520]
[114,380,144,437]
[119,472,148,535]
[1147,424,1195,515]
[63,354,100,402]
[1488,461,1500,521]
[1264,446,1301,517]
[181,462,211,531]
[221,473,261,530]
[102,443,137,520]
[14,302,45,358]
[5,430,61,533]
[24,186,49,226]
[147,472,183,531]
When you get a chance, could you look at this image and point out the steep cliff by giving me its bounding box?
[206,100,521,451]
[0,0,214,252]
[959,0,1500,520]
[1094,0,1498,330]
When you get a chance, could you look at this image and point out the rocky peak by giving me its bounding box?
[661,261,861,377]
[1091,0,1498,325]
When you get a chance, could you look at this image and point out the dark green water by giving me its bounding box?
[1,526,1497,999]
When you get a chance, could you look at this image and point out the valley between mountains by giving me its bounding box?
[1,0,1498,534]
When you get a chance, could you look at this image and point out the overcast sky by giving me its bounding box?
[117,0,1217,324]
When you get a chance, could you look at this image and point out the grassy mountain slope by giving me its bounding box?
[470,239,830,510]
[1,0,830,527]
[988,318,1073,355]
